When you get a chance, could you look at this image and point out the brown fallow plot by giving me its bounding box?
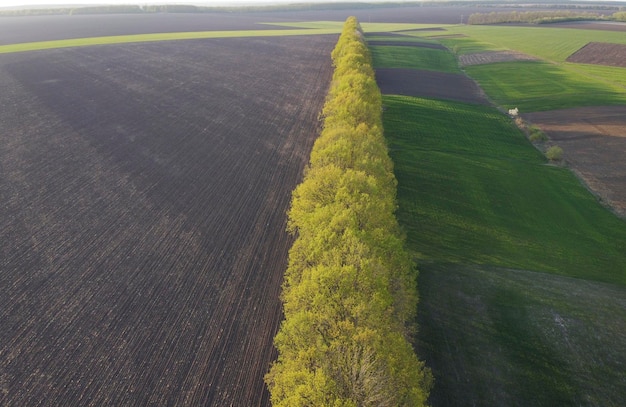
[524,106,626,217]
[0,35,335,406]
[566,42,626,68]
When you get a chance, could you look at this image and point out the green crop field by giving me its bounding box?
[383,95,626,284]
[371,22,626,404]
[370,45,460,72]
[464,61,626,111]
[446,25,626,61]
[380,93,626,406]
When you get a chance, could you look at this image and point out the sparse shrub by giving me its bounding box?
[546,145,564,161]
[529,126,547,142]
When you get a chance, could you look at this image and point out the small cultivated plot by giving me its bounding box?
[458,50,539,67]
[567,42,626,68]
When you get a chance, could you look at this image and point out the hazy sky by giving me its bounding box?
[1,0,297,6]
[2,0,620,8]
[1,0,323,6]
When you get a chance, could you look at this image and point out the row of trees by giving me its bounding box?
[265,17,431,407]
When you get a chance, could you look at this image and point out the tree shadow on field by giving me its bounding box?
[417,263,626,407]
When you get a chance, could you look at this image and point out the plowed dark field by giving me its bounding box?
[0,35,335,406]
[376,68,490,105]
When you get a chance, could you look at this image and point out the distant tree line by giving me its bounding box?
[467,10,615,25]
[264,16,431,407]
[614,11,626,21]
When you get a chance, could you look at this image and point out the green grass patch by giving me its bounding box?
[383,95,626,285]
[370,45,460,73]
[417,263,626,407]
[0,28,341,54]
[464,61,626,111]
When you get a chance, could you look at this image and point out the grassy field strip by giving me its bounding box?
[446,25,626,61]
[417,263,626,406]
[465,61,626,111]
[0,28,341,54]
[383,94,626,284]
